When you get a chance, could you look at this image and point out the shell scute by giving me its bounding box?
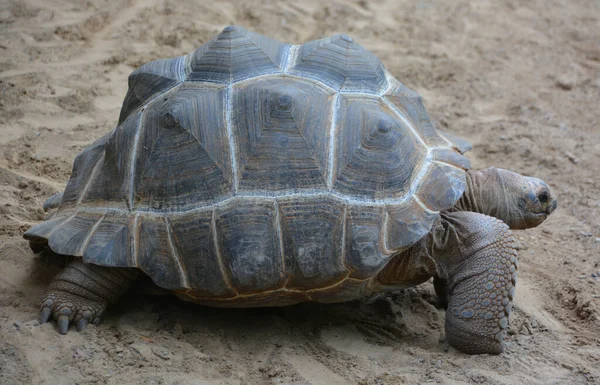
[415,162,466,212]
[385,199,438,251]
[138,216,187,290]
[383,79,450,148]
[81,111,142,209]
[60,132,110,209]
[47,211,103,257]
[232,77,335,191]
[345,206,393,279]
[24,210,75,244]
[83,210,133,267]
[331,95,425,199]
[133,83,233,210]
[118,56,185,124]
[169,210,236,297]
[289,34,387,93]
[279,197,349,289]
[188,25,287,83]
[215,199,286,293]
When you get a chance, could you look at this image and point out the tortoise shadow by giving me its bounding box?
[115,279,444,351]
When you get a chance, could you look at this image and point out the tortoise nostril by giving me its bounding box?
[546,199,557,215]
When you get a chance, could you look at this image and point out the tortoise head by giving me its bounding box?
[462,167,558,229]
[504,169,557,229]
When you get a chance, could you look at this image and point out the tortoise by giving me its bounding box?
[24,26,557,354]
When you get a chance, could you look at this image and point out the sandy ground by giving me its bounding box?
[0,0,599,384]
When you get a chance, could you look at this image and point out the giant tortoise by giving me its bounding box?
[24,26,557,354]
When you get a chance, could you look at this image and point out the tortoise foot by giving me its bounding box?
[39,259,137,334]
[40,291,106,334]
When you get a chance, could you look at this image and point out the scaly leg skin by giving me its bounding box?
[40,259,138,334]
[434,212,518,354]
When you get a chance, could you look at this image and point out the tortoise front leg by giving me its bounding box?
[432,211,517,354]
[40,260,138,334]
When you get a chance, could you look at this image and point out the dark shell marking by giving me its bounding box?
[24,26,470,304]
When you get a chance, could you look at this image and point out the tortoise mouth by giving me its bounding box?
[526,198,557,218]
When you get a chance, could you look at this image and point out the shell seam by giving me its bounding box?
[381,210,394,255]
[379,70,396,96]
[164,216,190,288]
[327,93,342,188]
[225,84,239,192]
[67,186,444,216]
[44,212,79,241]
[381,96,428,148]
[211,209,238,295]
[282,45,300,73]
[175,55,186,81]
[79,210,108,256]
[181,276,371,301]
[241,32,286,73]
[273,199,287,286]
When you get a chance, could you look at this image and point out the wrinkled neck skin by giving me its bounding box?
[451,167,556,230]
[452,168,510,220]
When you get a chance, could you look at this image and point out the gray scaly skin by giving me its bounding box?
[378,167,557,354]
[39,260,138,334]
[39,167,556,355]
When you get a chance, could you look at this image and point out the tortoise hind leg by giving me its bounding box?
[40,259,138,334]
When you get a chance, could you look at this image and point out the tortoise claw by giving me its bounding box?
[92,317,101,326]
[58,315,70,334]
[76,319,89,332]
[40,307,52,324]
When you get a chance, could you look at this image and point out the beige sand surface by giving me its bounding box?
[1,0,599,384]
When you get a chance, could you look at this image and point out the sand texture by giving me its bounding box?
[1,0,599,384]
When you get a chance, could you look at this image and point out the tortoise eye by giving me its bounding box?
[538,191,549,204]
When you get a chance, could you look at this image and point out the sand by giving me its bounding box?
[1,0,599,384]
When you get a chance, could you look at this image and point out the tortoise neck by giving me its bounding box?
[450,168,510,221]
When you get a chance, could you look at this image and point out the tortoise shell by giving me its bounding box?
[24,26,470,306]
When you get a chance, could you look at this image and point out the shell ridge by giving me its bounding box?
[188,35,219,71]
[242,28,287,72]
[292,34,386,93]
[119,56,186,123]
[189,26,285,83]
